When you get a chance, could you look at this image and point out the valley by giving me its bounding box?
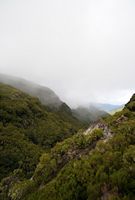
[0,81,135,200]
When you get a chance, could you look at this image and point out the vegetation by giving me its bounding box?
[21,94,134,200]
[0,83,83,181]
[0,83,135,200]
[33,128,103,186]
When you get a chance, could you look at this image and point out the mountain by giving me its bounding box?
[0,83,83,181]
[0,73,62,108]
[0,74,109,124]
[0,81,134,200]
[109,106,124,115]
[94,103,124,113]
[72,105,109,123]
[125,93,135,111]
[0,85,134,200]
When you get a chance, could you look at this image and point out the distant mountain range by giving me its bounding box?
[93,103,124,113]
[72,105,109,123]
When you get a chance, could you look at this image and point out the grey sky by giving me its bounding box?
[0,0,135,107]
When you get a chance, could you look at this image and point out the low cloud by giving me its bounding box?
[0,0,135,106]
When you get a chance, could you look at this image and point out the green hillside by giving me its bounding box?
[0,73,62,108]
[0,83,83,181]
[0,83,134,200]
[22,94,134,200]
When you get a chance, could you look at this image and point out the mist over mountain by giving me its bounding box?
[0,0,135,199]
[91,103,124,113]
[0,73,62,108]
[0,81,134,200]
[0,82,85,181]
[0,74,110,122]
[72,105,109,123]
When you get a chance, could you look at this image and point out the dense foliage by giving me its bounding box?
[0,83,135,200]
[0,83,83,181]
[21,94,134,200]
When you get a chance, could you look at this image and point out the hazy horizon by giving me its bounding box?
[0,72,132,108]
[0,0,135,107]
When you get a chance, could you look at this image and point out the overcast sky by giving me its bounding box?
[0,0,135,106]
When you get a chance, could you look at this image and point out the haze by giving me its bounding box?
[0,0,135,107]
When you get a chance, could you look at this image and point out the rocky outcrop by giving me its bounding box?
[84,121,113,141]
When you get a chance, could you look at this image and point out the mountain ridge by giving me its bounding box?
[0,82,134,200]
[0,73,108,122]
[0,73,62,108]
[72,105,109,123]
[0,83,83,181]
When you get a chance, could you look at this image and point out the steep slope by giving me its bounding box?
[0,74,110,123]
[125,93,135,111]
[0,73,62,108]
[0,83,83,181]
[3,94,134,200]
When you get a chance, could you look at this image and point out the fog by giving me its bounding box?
[0,0,135,107]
